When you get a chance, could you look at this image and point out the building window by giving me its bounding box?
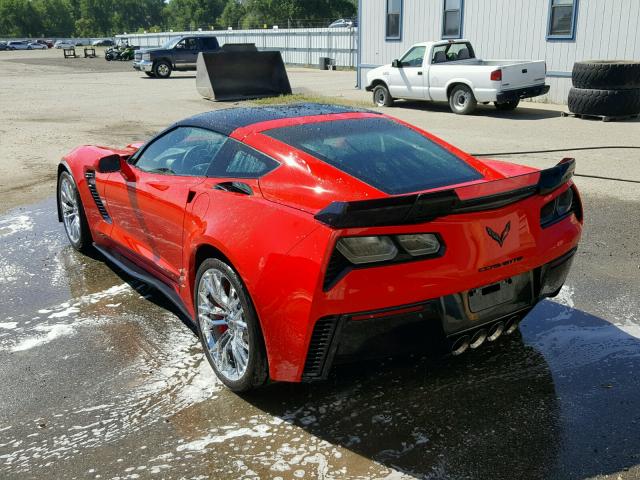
[547,0,578,40]
[442,0,463,39]
[386,0,403,41]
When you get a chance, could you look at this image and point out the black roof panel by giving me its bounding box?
[174,103,378,135]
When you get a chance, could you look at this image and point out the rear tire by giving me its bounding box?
[372,84,394,107]
[449,84,477,114]
[494,100,520,111]
[568,87,640,117]
[154,60,172,79]
[195,258,268,392]
[58,171,92,252]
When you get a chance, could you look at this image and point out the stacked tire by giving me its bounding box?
[568,61,640,118]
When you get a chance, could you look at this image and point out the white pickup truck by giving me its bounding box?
[365,40,549,114]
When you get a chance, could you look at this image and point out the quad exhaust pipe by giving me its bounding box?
[504,316,520,335]
[451,335,470,356]
[450,316,520,356]
[469,329,487,349]
[487,321,505,342]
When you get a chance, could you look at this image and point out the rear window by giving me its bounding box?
[264,118,481,194]
[201,37,219,49]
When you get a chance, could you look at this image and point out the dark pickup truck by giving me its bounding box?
[133,35,220,78]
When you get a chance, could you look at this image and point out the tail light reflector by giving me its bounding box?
[490,69,502,81]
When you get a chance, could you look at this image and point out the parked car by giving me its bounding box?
[366,39,550,114]
[27,42,47,50]
[133,35,220,78]
[0,42,7,51]
[54,41,75,49]
[36,39,53,48]
[74,40,85,46]
[92,39,114,47]
[6,41,31,50]
[57,103,582,391]
[328,18,356,28]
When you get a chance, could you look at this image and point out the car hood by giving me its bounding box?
[139,47,167,54]
[366,64,391,84]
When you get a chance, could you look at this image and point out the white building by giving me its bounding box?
[356,0,640,104]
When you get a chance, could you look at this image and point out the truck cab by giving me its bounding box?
[366,40,549,114]
[133,36,220,78]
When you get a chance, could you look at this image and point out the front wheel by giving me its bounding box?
[58,171,92,252]
[154,60,172,78]
[449,84,477,115]
[495,100,520,111]
[195,258,268,392]
[372,84,394,107]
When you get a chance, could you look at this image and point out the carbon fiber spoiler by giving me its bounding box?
[314,158,575,228]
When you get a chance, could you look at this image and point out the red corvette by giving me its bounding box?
[57,104,582,391]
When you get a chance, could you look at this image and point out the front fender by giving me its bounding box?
[365,65,390,90]
[56,160,72,222]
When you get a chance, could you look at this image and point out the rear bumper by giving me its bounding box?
[302,247,576,381]
[497,84,550,103]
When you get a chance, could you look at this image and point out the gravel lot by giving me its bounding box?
[1,48,639,480]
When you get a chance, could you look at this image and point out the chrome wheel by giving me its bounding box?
[59,175,81,244]
[157,63,170,77]
[197,268,249,382]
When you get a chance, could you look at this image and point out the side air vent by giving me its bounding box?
[323,249,351,291]
[302,316,340,380]
[85,171,111,223]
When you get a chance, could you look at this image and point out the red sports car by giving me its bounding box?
[57,104,582,391]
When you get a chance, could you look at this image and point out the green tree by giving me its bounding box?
[74,16,98,36]
[234,0,356,28]
[0,0,43,36]
[164,0,226,31]
[111,0,165,34]
[219,0,246,29]
[33,0,75,36]
[76,0,113,35]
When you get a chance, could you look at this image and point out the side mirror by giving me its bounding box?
[392,59,401,68]
[97,154,136,182]
[97,154,121,173]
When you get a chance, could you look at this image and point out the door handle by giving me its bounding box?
[417,71,423,75]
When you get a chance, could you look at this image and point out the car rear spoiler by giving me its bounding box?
[314,158,575,228]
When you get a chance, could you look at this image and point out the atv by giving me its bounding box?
[105,43,137,61]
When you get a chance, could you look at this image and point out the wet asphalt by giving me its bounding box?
[0,189,639,480]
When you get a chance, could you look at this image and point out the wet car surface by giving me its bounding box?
[1,193,639,480]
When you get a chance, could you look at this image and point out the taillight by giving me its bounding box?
[336,236,398,264]
[490,69,502,81]
[324,234,445,289]
[540,187,576,228]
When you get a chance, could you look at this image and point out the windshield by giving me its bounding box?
[265,118,482,194]
[162,37,181,49]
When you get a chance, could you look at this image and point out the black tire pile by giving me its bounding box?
[568,60,640,118]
